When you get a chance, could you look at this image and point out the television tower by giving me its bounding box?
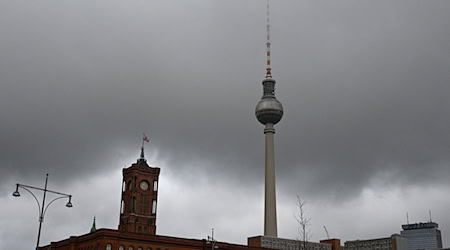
[255,0,283,237]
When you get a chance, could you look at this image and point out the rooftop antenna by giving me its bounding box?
[429,210,432,223]
[407,212,409,224]
[265,0,272,78]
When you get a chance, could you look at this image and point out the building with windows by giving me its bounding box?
[344,234,408,250]
[40,228,270,250]
[400,222,443,250]
[248,236,332,250]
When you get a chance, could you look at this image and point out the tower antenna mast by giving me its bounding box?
[266,0,272,78]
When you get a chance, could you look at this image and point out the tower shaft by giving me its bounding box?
[264,123,277,236]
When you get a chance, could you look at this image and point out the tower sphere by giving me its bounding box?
[255,78,284,125]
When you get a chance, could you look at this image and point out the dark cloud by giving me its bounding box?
[1,0,450,248]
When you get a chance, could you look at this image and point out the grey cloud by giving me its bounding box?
[1,0,450,248]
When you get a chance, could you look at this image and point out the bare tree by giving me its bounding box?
[294,195,311,250]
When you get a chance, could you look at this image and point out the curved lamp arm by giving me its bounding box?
[19,186,42,219]
[42,195,70,218]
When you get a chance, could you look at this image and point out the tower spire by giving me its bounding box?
[138,133,149,163]
[90,216,96,233]
[266,0,272,78]
[139,145,145,161]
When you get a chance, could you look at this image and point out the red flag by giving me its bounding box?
[143,134,149,143]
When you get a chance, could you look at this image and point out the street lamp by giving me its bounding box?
[12,173,73,250]
[206,228,219,250]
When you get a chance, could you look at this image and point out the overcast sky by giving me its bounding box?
[1,0,450,249]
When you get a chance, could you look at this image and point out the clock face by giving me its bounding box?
[140,181,149,191]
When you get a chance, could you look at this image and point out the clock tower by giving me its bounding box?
[119,147,160,235]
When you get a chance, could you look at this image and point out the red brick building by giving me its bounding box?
[118,154,160,236]
[39,228,269,250]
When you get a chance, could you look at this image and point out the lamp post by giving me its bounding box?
[12,173,73,250]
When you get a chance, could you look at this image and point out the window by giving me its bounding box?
[140,194,144,213]
[122,181,126,192]
[121,200,124,214]
[143,195,147,213]
[138,248,143,250]
[119,246,124,250]
[128,197,133,212]
[128,181,133,191]
[129,247,134,250]
[106,244,112,250]
[153,180,158,191]
[152,200,157,214]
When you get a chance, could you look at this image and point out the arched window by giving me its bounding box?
[152,200,157,214]
[129,196,133,212]
[128,181,133,191]
[121,200,125,214]
[129,247,134,250]
[140,194,144,213]
[143,195,148,213]
[106,244,112,250]
[119,246,124,250]
[153,180,158,192]
[122,181,126,192]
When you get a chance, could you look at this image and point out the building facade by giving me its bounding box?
[344,234,408,250]
[248,236,332,250]
[320,239,341,250]
[400,223,443,250]
[40,229,271,250]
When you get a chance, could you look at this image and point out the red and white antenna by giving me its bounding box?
[266,0,272,78]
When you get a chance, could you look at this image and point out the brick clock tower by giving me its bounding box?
[119,147,160,235]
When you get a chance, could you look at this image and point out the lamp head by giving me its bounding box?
[66,196,73,208]
[12,184,20,197]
